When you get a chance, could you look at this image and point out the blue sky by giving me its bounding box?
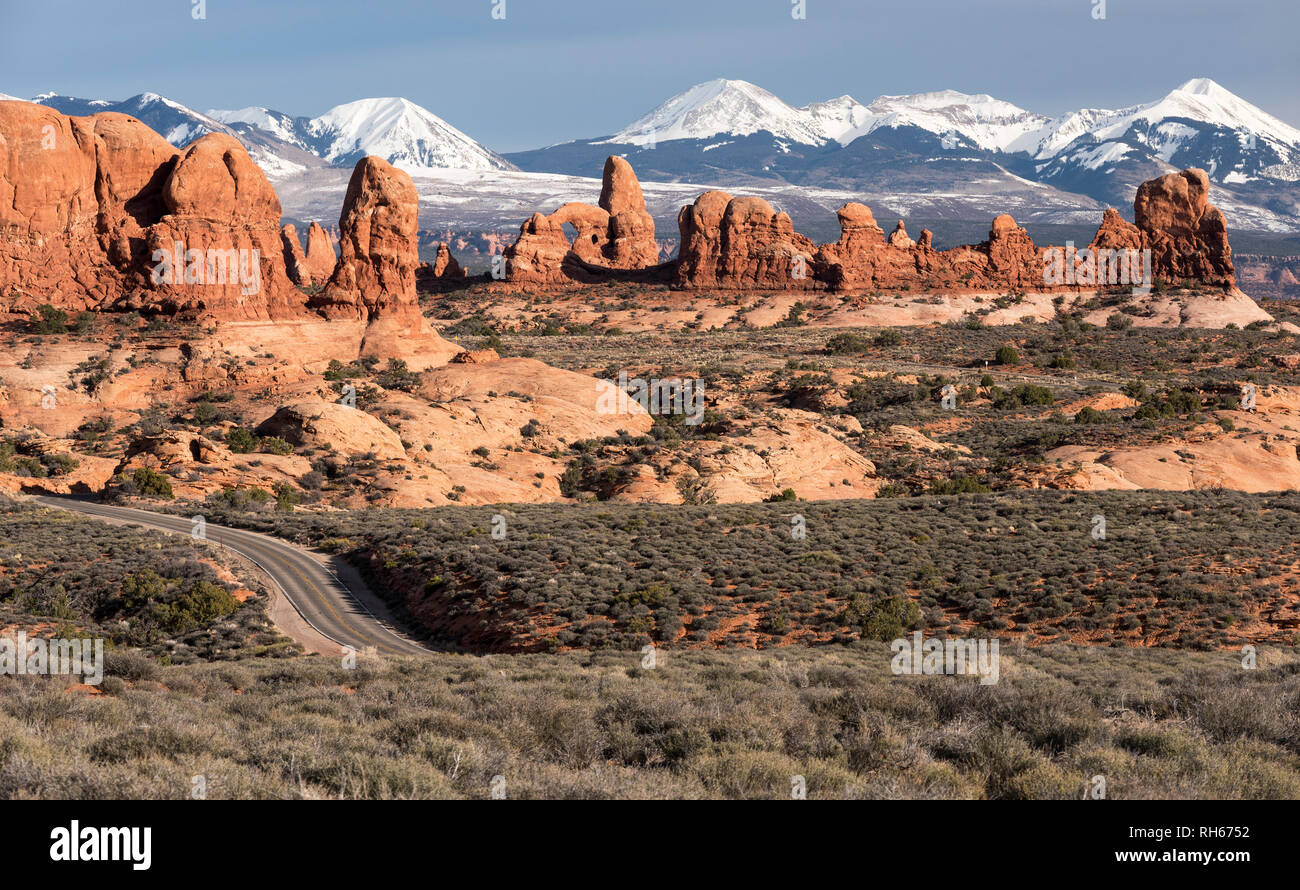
[2,0,1295,152]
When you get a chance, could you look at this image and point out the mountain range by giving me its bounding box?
[9,78,1300,233]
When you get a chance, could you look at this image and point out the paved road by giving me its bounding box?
[32,496,430,657]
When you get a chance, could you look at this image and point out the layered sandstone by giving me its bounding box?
[678,167,1238,294]
[504,155,658,285]
[0,101,305,320]
[310,156,460,367]
[677,192,818,289]
[1134,168,1233,285]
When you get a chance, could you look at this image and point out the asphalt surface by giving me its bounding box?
[32,496,430,657]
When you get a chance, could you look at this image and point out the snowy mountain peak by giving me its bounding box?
[605,79,1048,151]
[1172,77,1230,97]
[843,89,1049,151]
[301,96,512,172]
[607,78,830,146]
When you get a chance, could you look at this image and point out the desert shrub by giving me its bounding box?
[259,436,294,456]
[30,304,69,334]
[226,428,260,454]
[131,466,174,499]
[826,332,873,354]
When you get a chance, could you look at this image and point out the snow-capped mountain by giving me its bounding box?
[601,79,832,147]
[595,80,1048,152]
[19,90,512,179]
[507,76,1300,231]
[1014,78,1300,181]
[33,91,226,145]
[210,97,513,173]
[841,90,1049,152]
[313,98,509,172]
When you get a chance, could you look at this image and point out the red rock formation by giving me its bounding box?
[312,156,421,320]
[887,220,915,249]
[505,211,584,286]
[430,242,465,278]
[311,155,460,366]
[1088,207,1144,252]
[281,224,309,285]
[504,156,658,285]
[677,192,818,289]
[303,221,337,283]
[1134,168,1233,285]
[813,203,885,289]
[143,132,304,319]
[0,101,305,320]
[0,103,172,311]
[676,190,734,287]
[678,169,1235,294]
[985,214,1039,288]
[599,155,658,268]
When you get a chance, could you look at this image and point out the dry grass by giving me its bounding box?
[2,644,1298,799]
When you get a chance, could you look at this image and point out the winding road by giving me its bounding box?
[32,496,431,657]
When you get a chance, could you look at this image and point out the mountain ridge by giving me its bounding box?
[7,78,1299,232]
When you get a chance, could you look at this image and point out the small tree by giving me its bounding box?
[225,427,260,454]
[132,466,174,499]
[31,304,69,334]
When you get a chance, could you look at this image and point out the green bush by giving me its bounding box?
[926,475,992,495]
[259,436,294,456]
[844,593,921,642]
[132,467,173,499]
[31,304,69,334]
[825,332,873,354]
[226,428,260,454]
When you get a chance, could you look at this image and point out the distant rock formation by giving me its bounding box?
[677,192,818,289]
[1134,168,1233,285]
[416,241,467,289]
[679,167,1237,293]
[887,220,914,250]
[0,101,304,320]
[310,156,460,366]
[430,243,465,279]
[599,156,658,268]
[281,224,309,285]
[985,214,1039,288]
[310,156,420,319]
[303,221,337,283]
[283,221,337,287]
[504,156,659,285]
